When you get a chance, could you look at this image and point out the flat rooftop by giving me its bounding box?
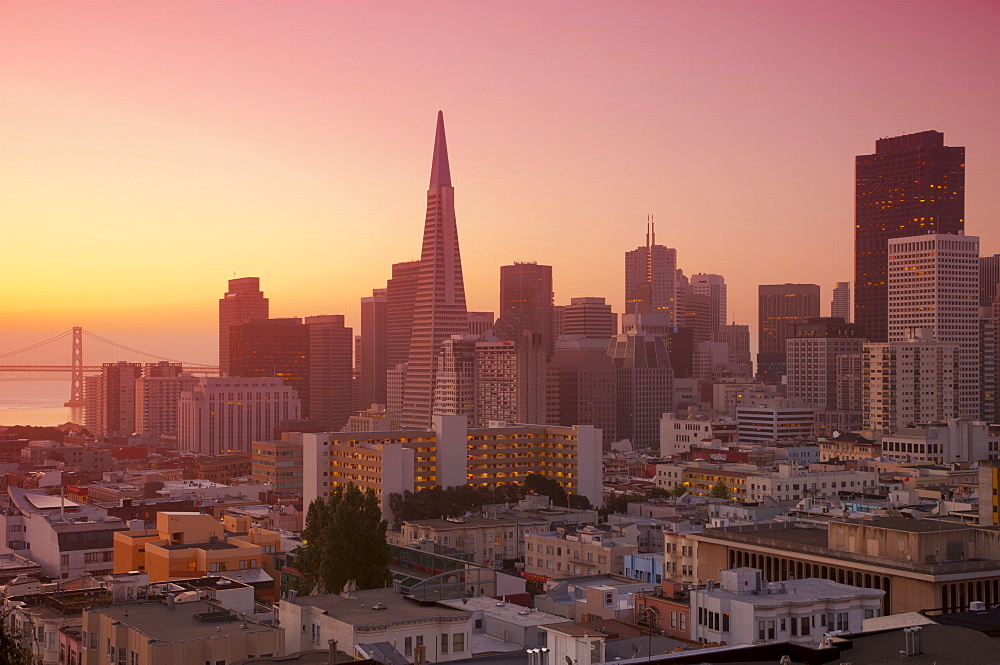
[90,600,276,643]
[439,597,570,627]
[701,577,884,606]
[294,588,470,627]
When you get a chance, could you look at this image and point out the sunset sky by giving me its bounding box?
[1,1,998,363]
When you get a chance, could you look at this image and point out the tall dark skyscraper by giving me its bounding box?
[401,112,469,429]
[386,260,421,369]
[219,277,269,376]
[229,318,310,417]
[495,262,554,358]
[854,131,965,342]
[757,284,820,383]
[360,288,388,408]
[307,315,354,431]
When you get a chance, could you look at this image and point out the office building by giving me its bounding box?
[625,221,678,324]
[691,273,727,334]
[888,233,981,418]
[229,317,310,417]
[251,439,304,491]
[736,396,815,445]
[659,412,738,457]
[387,260,422,368]
[678,290,714,345]
[831,281,851,322]
[524,524,639,581]
[306,314,354,430]
[713,323,753,378]
[466,310,495,336]
[401,112,469,430]
[982,254,1000,308]
[177,377,301,455]
[498,262,554,358]
[608,330,673,450]
[549,337,618,447]
[863,330,959,433]
[757,284,821,383]
[557,297,616,338]
[855,131,965,342]
[786,318,866,410]
[219,277,269,376]
[360,288,388,408]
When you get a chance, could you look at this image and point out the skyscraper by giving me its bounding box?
[757,284,821,383]
[854,131,965,342]
[360,288,388,408]
[401,112,469,429]
[229,318,310,418]
[982,254,1000,308]
[607,329,673,450]
[219,277,269,376]
[557,297,616,338]
[625,221,677,324]
[386,260,421,368]
[496,262,554,358]
[831,282,851,322]
[887,233,980,418]
[306,314,354,430]
[690,273,727,334]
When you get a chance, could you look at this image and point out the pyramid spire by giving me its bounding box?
[429,110,452,188]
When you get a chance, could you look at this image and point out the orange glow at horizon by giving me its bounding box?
[1,1,998,364]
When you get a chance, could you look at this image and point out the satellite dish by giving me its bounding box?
[566,656,574,665]
[630,643,640,656]
[461,598,468,605]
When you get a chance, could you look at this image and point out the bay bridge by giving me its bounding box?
[0,327,218,407]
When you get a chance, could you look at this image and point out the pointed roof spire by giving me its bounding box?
[429,110,452,188]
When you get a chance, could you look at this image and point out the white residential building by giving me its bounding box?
[744,465,879,504]
[881,418,997,464]
[888,233,980,418]
[863,329,959,433]
[689,567,884,646]
[659,413,738,457]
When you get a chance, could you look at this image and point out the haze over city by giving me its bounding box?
[2,1,998,362]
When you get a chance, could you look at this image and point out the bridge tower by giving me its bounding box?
[64,326,85,407]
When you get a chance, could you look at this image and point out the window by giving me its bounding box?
[60,554,69,566]
[800,617,810,635]
[441,634,448,654]
[758,621,765,640]
[188,562,197,571]
[404,637,412,656]
[670,610,676,628]
[679,613,686,631]
[453,633,464,652]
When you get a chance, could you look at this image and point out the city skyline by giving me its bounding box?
[2,2,999,363]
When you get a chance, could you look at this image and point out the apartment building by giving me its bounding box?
[659,413,738,457]
[523,524,639,582]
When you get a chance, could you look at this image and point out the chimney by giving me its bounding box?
[328,638,338,665]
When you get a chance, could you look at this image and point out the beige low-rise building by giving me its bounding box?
[82,599,282,664]
[524,525,638,582]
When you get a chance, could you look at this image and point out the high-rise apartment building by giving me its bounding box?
[97,361,142,436]
[786,318,866,410]
[888,233,980,418]
[497,262,554,358]
[608,330,673,450]
[757,284,820,383]
[360,289,388,408]
[625,222,678,324]
[228,317,310,418]
[136,368,198,439]
[690,274,727,334]
[855,131,965,342]
[218,277,269,376]
[831,282,851,322]
[401,112,469,430]
[863,329,959,433]
[306,314,354,430]
[432,335,477,424]
[177,377,301,455]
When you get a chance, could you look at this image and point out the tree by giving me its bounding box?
[710,480,730,499]
[600,492,645,517]
[0,609,32,665]
[670,484,689,497]
[295,483,391,594]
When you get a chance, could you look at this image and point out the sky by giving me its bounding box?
[1,1,998,364]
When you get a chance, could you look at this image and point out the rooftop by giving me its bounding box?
[701,577,884,606]
[293,588,470,627]
[439,597,570,627]
[87,600,276,643]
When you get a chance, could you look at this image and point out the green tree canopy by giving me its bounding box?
[295,483,391,594]
[670,484,689,497]
[710,480,730,499]
[0,608,32,665]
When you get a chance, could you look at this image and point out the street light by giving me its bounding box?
[644,607,658,661]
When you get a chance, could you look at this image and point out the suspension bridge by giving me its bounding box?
[0,327,218,407]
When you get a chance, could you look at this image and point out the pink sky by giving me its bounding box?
[1,1,998,363]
